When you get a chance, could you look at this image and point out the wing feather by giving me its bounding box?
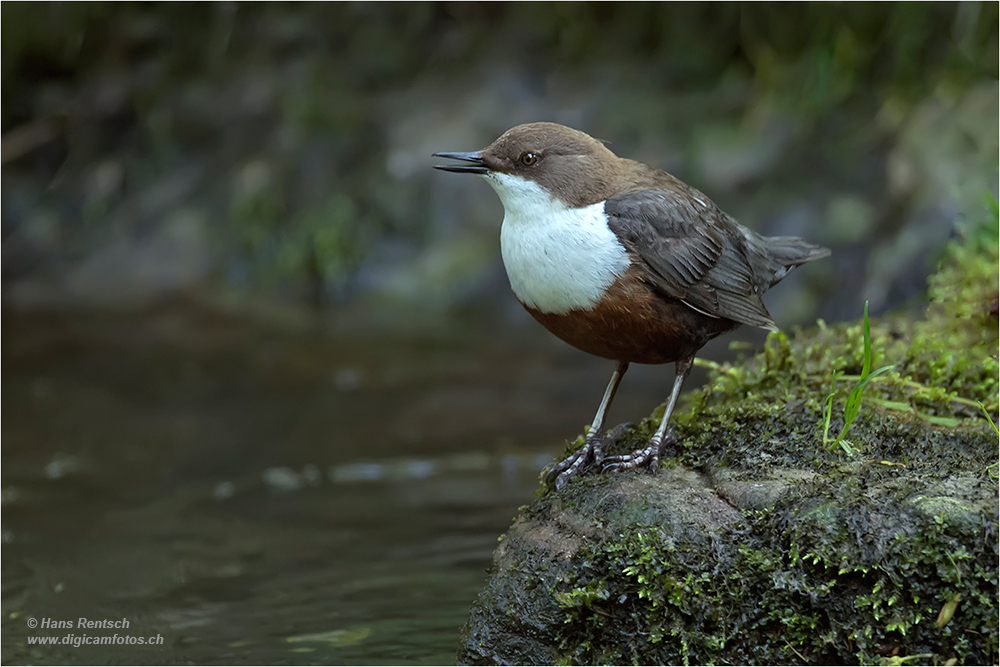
[605,189,778,330]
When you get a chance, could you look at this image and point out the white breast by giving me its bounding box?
[486,172,631,315]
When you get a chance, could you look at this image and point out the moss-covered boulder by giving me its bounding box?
[458,211,998,665]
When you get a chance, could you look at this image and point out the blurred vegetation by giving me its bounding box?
[5,4,995,107]
[5,4,997,102]
[2,2,997,303]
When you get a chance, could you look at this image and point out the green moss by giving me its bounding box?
[551,481,997,665]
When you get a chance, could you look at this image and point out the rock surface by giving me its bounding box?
[458,430,997,665]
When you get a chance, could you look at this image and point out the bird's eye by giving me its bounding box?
[520,152,538,167]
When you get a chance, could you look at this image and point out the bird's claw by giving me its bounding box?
[546,423,636,490]
[545,438,602,490]
[602,429,678,475]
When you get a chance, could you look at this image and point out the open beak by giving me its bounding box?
[432,151,489,174]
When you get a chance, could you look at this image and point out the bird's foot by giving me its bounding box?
[602,429,678,475]
[545,439,600,491]
[546,423,634,490]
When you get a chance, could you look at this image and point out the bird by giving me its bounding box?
[433,122,829,490]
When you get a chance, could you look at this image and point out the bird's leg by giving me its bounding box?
[603,356,694,474]
[546,361,628,490]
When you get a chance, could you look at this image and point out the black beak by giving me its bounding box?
[432,151,489,174]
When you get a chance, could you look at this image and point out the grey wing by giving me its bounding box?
[605,189,778,331]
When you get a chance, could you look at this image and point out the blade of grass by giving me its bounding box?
[832,301,895,449]
[869,398,912,411]
[861,300,872,378]
[837,364,896,441]
[822,372,838,448]
[980,402,999,435]
[917,413,962,427]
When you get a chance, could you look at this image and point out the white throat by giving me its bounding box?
[486,172,630,315]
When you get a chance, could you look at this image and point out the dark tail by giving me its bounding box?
[761,236,830,288]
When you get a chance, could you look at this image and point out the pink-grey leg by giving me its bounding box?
[546,361,629,490]
[603,356,694,474]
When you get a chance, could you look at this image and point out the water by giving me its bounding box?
[2,303,682,665]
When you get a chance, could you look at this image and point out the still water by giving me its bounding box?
[2,302,689,665]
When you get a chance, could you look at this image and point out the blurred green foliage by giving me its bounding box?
[2,2,997,300]
[5,3,996,102]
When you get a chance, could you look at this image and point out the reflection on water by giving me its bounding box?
[3,459,541,665]
[4,303,681,665]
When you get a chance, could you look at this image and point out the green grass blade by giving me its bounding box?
[869,398,912,411]
[861,300,872,378]
[836,365,895,442]
[980,401,999,435]
[918,413,961,427]
[822,372,838,447]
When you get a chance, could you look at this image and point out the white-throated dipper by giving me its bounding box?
[433,122,829,489]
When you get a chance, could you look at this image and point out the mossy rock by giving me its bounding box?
[457,211,998,665]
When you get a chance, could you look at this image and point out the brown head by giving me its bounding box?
[434,123,633,208]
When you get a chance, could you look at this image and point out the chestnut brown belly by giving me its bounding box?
[524,270,739,365]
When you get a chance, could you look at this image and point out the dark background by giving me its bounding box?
[3,3,997,664]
